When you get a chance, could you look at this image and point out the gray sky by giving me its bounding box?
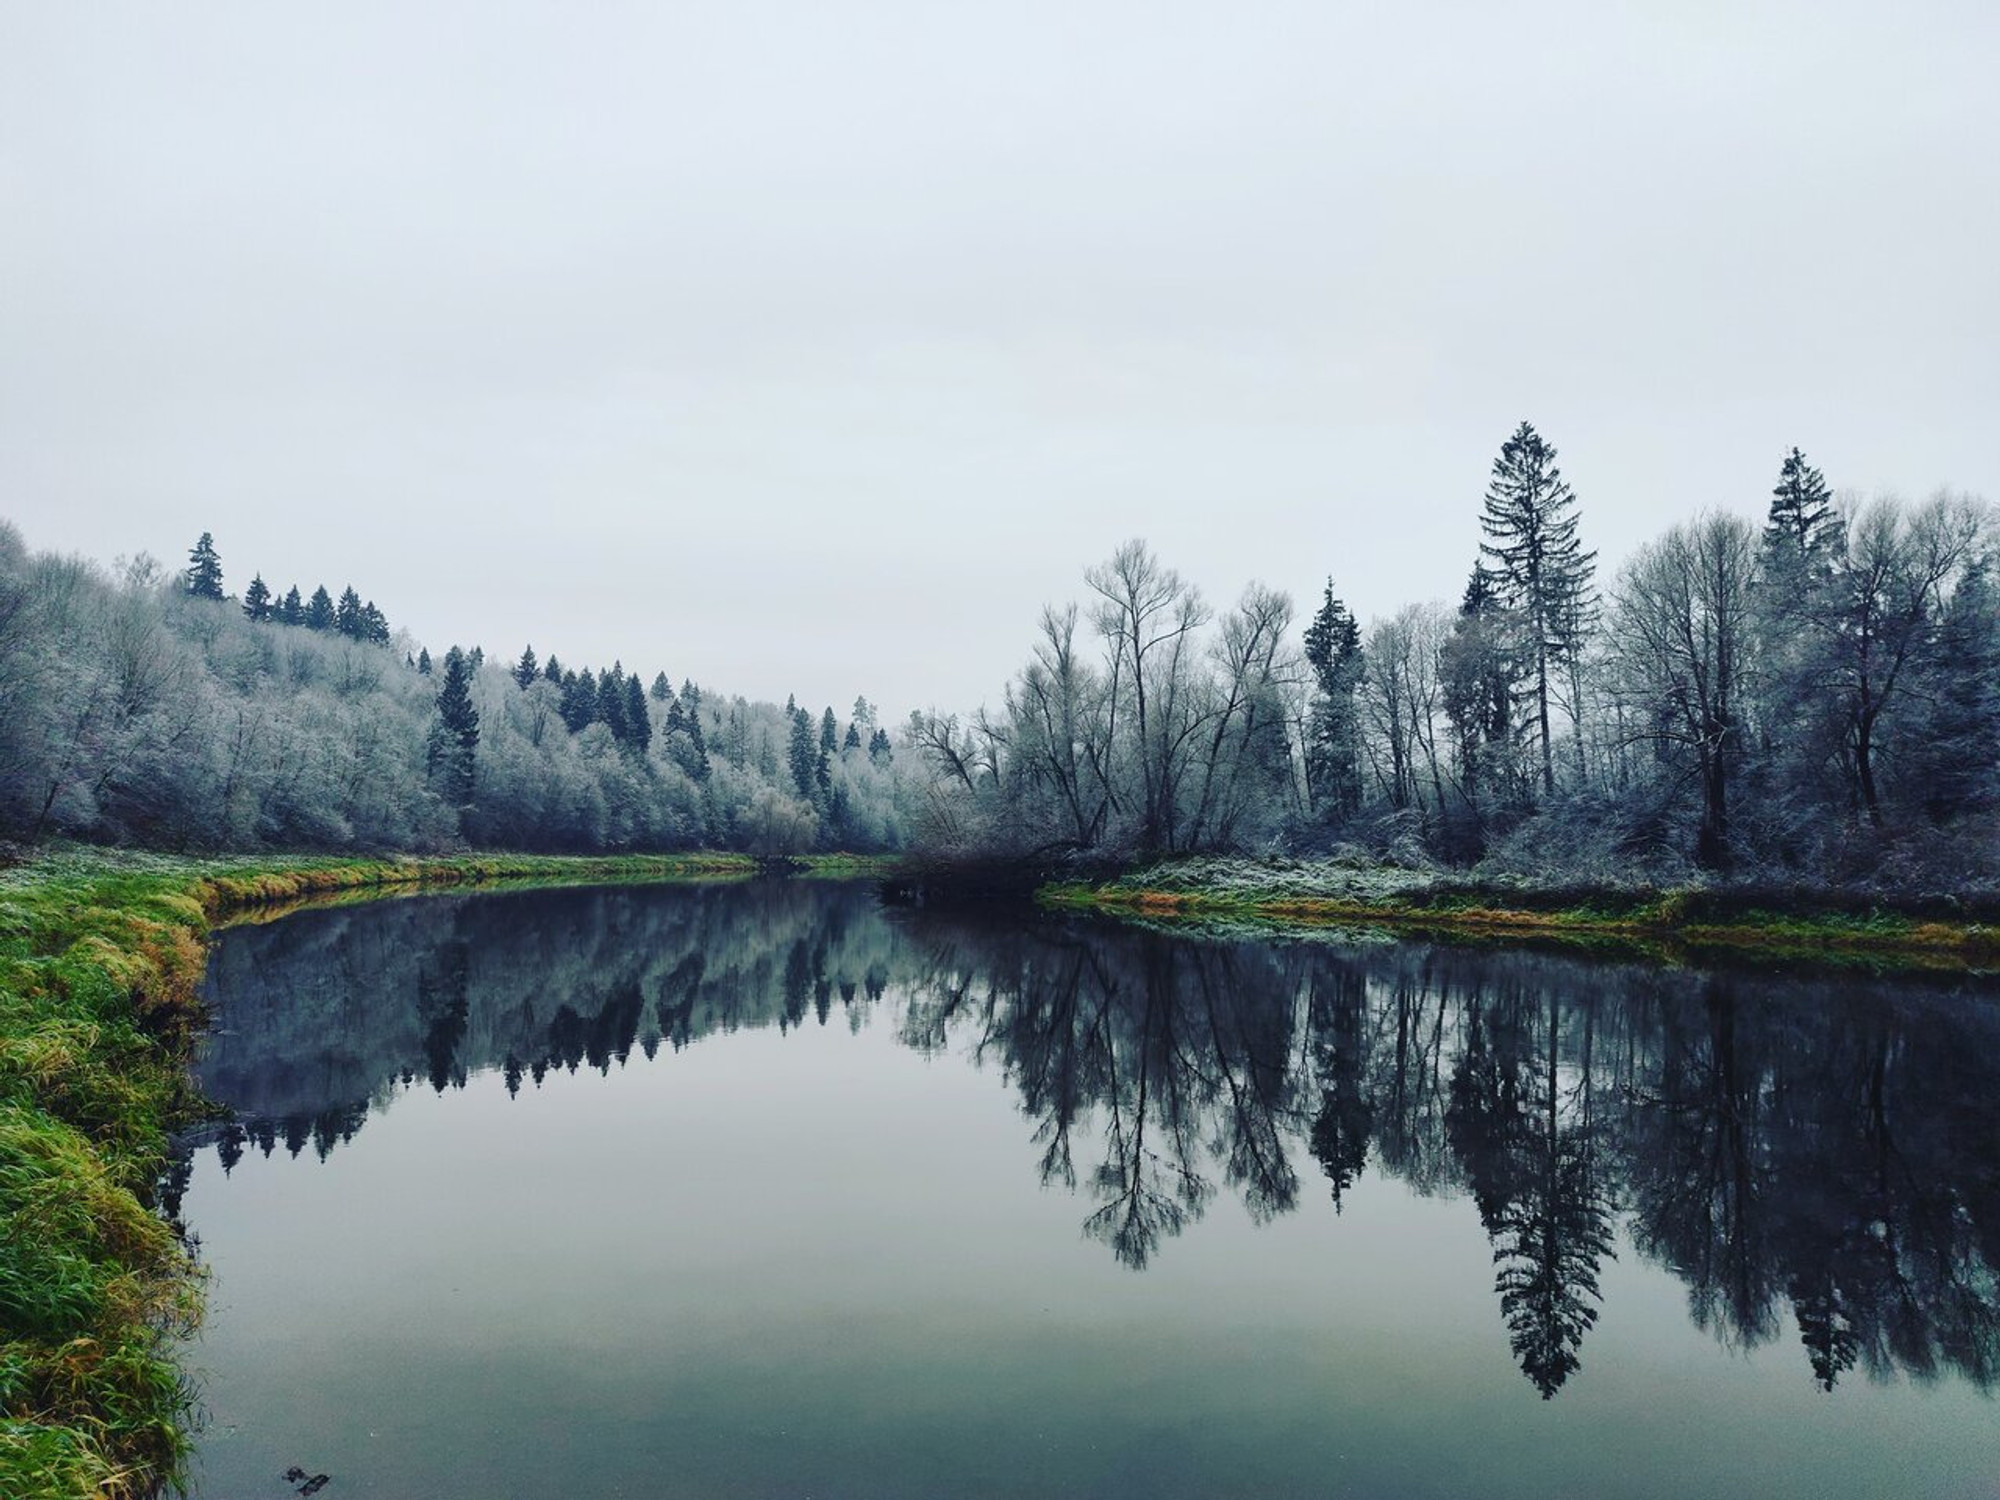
[3,1,1995,717]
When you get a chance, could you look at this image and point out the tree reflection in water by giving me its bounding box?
[185,880,2000,1397]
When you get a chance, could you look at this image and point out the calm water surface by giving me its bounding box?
[173,880,2000,1499]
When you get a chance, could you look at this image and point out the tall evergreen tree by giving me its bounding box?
[305,585,335,631]
[361,600,390,644]
[543,654,563,684]
[598,663,631,742]
[241,573,272,622]
[1301,578,1364,818]
[623,674,652,755]
[820,706,839,756]
[788,706,819,797]
[650,671,672,702]
[513,645,539,690]
[278,584,304,625]
[561,668,598,733]
[1441,566,1518,825]
[868,726,893,763]
[417,646,433,675]
[186,532,225,599]
[334,586,365,638]
[1763,447,1841,566]
[1478,421,1597,796]
[427,646,481,806]
[843,721,862,751]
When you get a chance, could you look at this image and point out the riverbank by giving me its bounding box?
[1040,856,2000,973]
[0,844,852,1500]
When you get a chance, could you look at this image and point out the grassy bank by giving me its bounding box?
[0,845,777,1500]
[1042,857,2000,973]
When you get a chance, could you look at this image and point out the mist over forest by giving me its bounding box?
[2,427,1993,886]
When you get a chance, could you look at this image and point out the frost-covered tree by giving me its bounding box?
[185,532,224,600]
[1479,422,1596,796]
[1302,578,1363,820]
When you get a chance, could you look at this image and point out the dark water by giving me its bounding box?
[173,879,2000,1499]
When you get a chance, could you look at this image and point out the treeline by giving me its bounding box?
[909,427,1998,888]
[0,523,912,853]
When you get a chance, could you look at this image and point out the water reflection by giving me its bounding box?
[188,880,2000,1399]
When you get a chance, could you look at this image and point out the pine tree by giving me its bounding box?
[1302,578,1365,818]
[417,646,433,675]
[623,675,652,755]
[598,663,630,742]
[186,532,225,599]
[279,585,304,625]
[334,586,365,638]
[513,645,539,690]
[361,600,390,644]
[820,706,839,756]
[305,585,334,631]
[788,706,819,797]
[843,721,862,751]
[1441,566,1516,823]
[1763,447,1841,565]
[242,573,272,622]
[561,669,597,732]
[650,671,672,702]
[427,646,481,806]
[868,726,893,763]
[685,700,709,780]
[1478,421,1597,796]
[543,654,563,684]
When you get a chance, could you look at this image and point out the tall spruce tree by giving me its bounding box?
[334,586,365,638]
[242,573,272,621]
[1301,578,1364,818]
[623,674,652,755]
[427,646,481,806]
[1478,421,1596,796]
[513,646,539,690]
[1764,447,1841,566]
[1440,566,1516,825]
[186,532,225,599]
[650,671,672,701]
[361,600,390,644]
[278,584,304,625]
[820,706,839,756]
[305,585,334,631]
[788,706,819,797]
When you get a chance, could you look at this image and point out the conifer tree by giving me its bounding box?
[279,585,304,625]
[543,654,563,684]
[305,585,334,631]
[335,586,365,638]
[598,663,630,742]
[361,600,390,644]
[242,573,272,622]
[561,669,597,732]
[868,726,893,763]
[685,700,709,780]
[820,706,839,756]
[417,646,432,675]
[843,721,862,751]
[1763,447,1841,565]
[650,671,672,701]
[427,646,481,806]
[788,706,819,797]
[513,646,539,690]
[1478,421,1597,796]
[186,532,225,599]
[623,674,652,754]
[1440,566,1516,821]
[1302,578,1364,817]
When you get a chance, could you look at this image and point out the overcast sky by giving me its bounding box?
[3,2,1994,717]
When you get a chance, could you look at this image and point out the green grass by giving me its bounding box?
[0,843,780,1500]
[1042,856,2000,974]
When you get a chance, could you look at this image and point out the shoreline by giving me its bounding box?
[0,846,876,1500]
[1039,861,2000,974]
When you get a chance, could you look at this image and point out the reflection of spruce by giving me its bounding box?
[1449,998,1616,1397]
[1308,969,1373,1211]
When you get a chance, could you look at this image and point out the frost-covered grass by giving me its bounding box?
[1046,855,2000,971]
[0,843,791,1500]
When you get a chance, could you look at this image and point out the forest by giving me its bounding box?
[0,523,910,854]
[907,429,1998,891]
[3,425,1994,888]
